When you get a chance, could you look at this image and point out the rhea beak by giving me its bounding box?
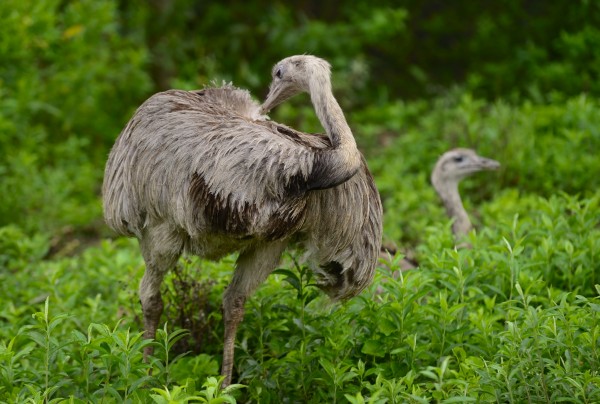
[260,81,300,115]
[478,157,501,171]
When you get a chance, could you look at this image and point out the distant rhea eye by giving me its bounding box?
[275,68,282,79]
[453,155,464,163]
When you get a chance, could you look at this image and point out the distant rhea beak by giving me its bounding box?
[259,81,300,115]
[477,157,501,171]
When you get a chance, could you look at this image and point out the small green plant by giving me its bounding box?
[150,377,244,404]
[153,324,190,386]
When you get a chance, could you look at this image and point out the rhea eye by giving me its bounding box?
[275,68,282,79]
[453,156,464,163]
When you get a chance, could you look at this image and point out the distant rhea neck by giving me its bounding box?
[434,180,472,237]
[309,80,356,150]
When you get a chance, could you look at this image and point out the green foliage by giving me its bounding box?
[1,169,599,402]
[351,95,599,259]
[116,1,600,101]
[0,294,242,402]
[150,377,243,404]
[160,258,228,359]
[0,225,49,272]
[0,0,151,232]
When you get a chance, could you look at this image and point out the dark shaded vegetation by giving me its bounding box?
[121,0,600,100]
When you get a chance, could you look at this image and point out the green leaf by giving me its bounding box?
[344,392,366,404]
[441,397,477,403]
[377,317,397,336]
[361,340,385,357]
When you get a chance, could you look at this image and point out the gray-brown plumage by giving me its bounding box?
[431,148,500,238]
[102,55,382,387]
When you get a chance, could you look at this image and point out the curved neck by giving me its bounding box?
[433,180,472,238]
[309,79,356,151]
[301,76,361,190]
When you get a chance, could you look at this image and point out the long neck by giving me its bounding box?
[303,77,361,190]
[434,180,472,237]
[309,79,357,151]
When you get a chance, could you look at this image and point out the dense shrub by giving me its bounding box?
[0,0,151,232]
[118,0,600,101]
[0,189,598,402]
[351,92,600,249]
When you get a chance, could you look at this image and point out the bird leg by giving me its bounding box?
[221,240,287,387]
[139,270,167,360]
[138,223,183,361]
[221,293,245,387]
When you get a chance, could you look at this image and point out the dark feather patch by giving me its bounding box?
[345,265,356,286]
[285,172,309,196]
[189,173,306,240]
[189,173,257,235]
[276,126,303,142]
[306,152,359,191]
[320,261,345,291]
[263,196,307,240]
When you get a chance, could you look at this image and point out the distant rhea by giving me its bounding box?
[378,148,499,293]
[431,148,500,238]
[102,55,382,387]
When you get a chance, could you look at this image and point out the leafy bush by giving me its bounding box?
[0,0,151,232]
[1,188,598,401]
[117,1,600,100]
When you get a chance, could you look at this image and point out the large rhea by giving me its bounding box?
[102,55,382,386]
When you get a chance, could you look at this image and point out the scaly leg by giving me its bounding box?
[221,240,287,387]
[138,223,183,360]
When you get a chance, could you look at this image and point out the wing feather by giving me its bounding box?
[103,87,321,239]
